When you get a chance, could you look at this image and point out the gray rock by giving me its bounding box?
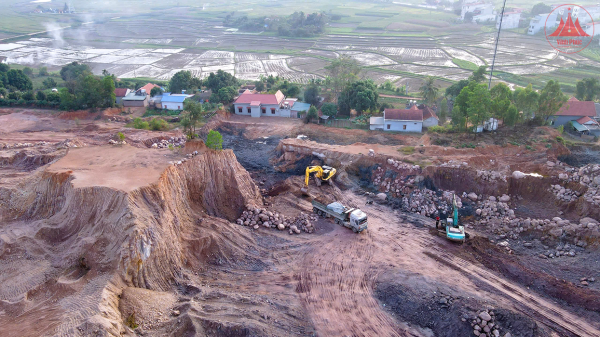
[468,192,478,201]
[479,311,492,321]
[377,193,387,201]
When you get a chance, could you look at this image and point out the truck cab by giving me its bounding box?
[349,209,368,233]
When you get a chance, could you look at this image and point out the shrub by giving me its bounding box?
[117,132,125,142]
[427,125,452,133]
[545,143,552,148]
[557,125,564,134]
[149,118,168,131]
[206,130,223,150]
[36,91,47,101]
[398,146,415,155]
[133,117,149,130]
[556,136,564,144]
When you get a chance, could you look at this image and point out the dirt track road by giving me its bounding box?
[296,193,600,337]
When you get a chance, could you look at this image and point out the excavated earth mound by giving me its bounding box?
[0,144,280,336]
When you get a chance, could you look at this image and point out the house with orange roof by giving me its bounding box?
[233,90,288,118]
[550,97,597,127]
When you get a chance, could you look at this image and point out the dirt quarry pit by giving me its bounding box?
[0,110,599,337]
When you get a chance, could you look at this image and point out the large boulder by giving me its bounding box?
[377,193,387,201]
[512,171,526,179]
[499,194,510,202]
[468,192,478,201]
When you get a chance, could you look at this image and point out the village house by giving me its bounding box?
[233,90,307,118]
[122,89,149,108]
[571,116,600,137]
[161,93,193,110]
[370,106,438,132]
[528,12,558,35]
[114,88,131,105]
[496,10,522,30]
[461,1,496,23]
[549,97,596,127]
[138,83,162,95]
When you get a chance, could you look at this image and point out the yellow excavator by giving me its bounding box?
[301,165,336,194]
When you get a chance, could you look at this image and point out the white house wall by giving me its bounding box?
[163,102,184,110]
[385,120,422,132]
[423,117,439,128]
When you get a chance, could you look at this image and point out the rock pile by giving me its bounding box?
[108,139,127,145]
[236,206,318,234]
[471,310,506,337]
[185,151,199,159]
[475,197,515,220]
[539,243,578,259]
[0,141,50,149]
[151,137,186,149]
[56,139,83,149]
[440,160,469,168]
[386,158,421,171]
[476,170,507,182]
[549,184,580,203]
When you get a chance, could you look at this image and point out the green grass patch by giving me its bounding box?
[452,58,478,71]
[398,146,415,155]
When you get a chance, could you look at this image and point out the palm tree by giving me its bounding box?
[419,76,439,106]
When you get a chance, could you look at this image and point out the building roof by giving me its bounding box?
[577,116,600,125]
[122,92,147,101]
[385,106,423,121]
[139,83,161,94]
[422,106,439,120]
[233,90,285,105]
[161,93,192,103]
[555,100,596,117]
[291,102,311,112]
[114,88,129,97]
[571,121,588,132]
[250,101,261,106]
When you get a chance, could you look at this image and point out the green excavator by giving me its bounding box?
[435,194,467,243]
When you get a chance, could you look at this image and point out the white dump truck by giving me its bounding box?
[311,199,368,233]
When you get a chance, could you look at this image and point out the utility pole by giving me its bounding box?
[489,0,507,89]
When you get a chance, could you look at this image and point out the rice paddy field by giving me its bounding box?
[2,0,600,93]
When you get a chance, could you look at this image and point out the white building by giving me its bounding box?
[528,12,558,35]
[461,2,496,23]
[370,106,438,132]
[496,10,522,30]
[233,90,290,118]
[160,93,193,110]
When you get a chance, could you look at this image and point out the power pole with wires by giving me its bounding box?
[489,0,508,89]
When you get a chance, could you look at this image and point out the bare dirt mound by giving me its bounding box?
[0,146,266,336]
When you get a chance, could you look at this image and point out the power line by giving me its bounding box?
[489,0,508,89]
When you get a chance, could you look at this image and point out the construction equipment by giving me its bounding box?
[435,194,467,243]
[301,165,336,194]
[312,199,368,233]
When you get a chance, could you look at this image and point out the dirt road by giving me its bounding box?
[292,192,600,337]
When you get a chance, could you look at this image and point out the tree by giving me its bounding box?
[189,77,202,91]
[451,105,466,131]
[419,76,439,106]
[307,105,318,121]
[467,84,491,130]
[439,97,448,124]
[538,80,567,122]
[273,80,300,97]
[531,3,551,16]
[36,91,47,101]
[47,92,60,103]
[303,83,320,105]
[490,83,511,121]
[514,84,539,121]
[182,100,205,138]
[101,75,116,108]
[150,86,163,97]
[469,66,487,83]
[575,78,600,101]
[39,67,49,76]
[324,55,360,102]
[169,70,192,94]
[22,67,34,77]
[205,70,239,93]
[445,79,469,99]
[7,69,33,91]
[60,62,92,81]
[217,86,238,103]
[505,104,519,126]
[338,79,379,115]
[22,91,35,101]
[206,130,223,150]
[43,77,58,89]
[254,80,265,92]
[0,88,7,98]
[321,102,337,117]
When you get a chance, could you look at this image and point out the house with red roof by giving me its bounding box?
[370,105,438,132]
[550,97,597,127]
[233,90,288,118]
[138,83,161,95]
[114,88,131,105]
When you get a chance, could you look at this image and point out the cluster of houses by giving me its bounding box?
[114,83,193,110]
[550,97,600,137]
[460,0,600,36]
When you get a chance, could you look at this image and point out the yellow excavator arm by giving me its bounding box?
[305,166,336,186]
